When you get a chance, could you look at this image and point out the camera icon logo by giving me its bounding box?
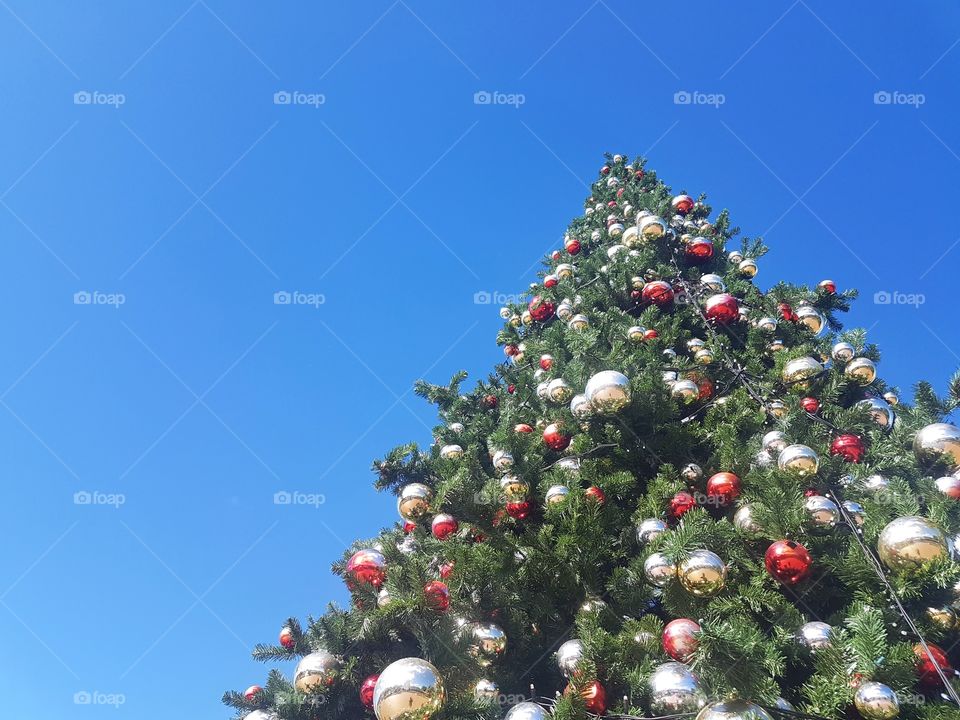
[74,291,91,305]
[873,91,892,105]
[74,491,92,505]
[274,91,292,105]
[674,90,692,105]
[473,290,492,304]
[74,91,92,105]
[474,90,492,105]
[873,290,891,305]
[274,491,292,505]
[74,691,92,705]
[274,290,292,305]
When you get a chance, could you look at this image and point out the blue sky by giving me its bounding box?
[1,2,959,717]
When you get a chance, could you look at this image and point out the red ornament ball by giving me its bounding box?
[504,344,518,357]
[544,274,558,289]
[800,397,820,414]
[543,422,572,451]
[575,680,607,714]
[506,500,532,519]
[423,580,450,611]
[663,618,701,662]
[244,685,262,701]
[684,238,714,264]
[630,289,642,301]
[704,293,739,325]
[765,540,813,585]
[540,354,554,370]
[346,548,387,589]
[528,295,555,322]
[482,394,499,409]
[360,674,379,708]
[402,521,416,533]
[634,168,645,180]
[585,486,606,505]
[551,250,561,261]
[643,328,659,340]
[830,434,865,463]
[565,237,582,255]
[642,280,675,306]
[706,472,741,507]
[279,625,296,649]
[439,561,454,579]
[818,279,837,294]
[431,513,459,540]
[778,302,797,322]
[600,165,610,175]
[672,194,695,215]
[669,491,697,520]
[514,423,533,433]
[915,643,953,686]
[507,384,516,394]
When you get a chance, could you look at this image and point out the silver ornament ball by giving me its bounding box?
[854,681,900,720]
[914,423,960,469]
[555,638,584,678]
[637,518,668,545]
[294,650,342,692]
[647,662,707,715]
[877,516,948,574]
[504,702,549,720]
[644,551,677,587]
[373,657,446,720]
[777,444,820,477]
[585,371,632,412]
[795,621,833,654]
[694,699,773,720]
[678,549,727,597]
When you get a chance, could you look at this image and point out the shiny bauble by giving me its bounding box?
[585,485,606,504]
[439,444,463,460]
[244,711,278,720]
[767,399,787,418]
[466,622,507,664]
[845,357,877,385]
[694,348,714,365]
[556,263,574,279]
[685,237,715,264]
[804,495,839,531]
[754,449,773,468]
[556,299,574,321]
[831,341,855,362]
[800,396,820,413]
[854,681,900,720]
[877,516,948,574]
[777,444,820,477]
[556,457,581,475]
[642,280,674,306]
[678,550,727,596]
[543,422,571,451]
[622,225,641,248]
[695,699,772,720]
[862,474,890,492]
[294,650,342,691]
[377,587,393,608]
[915,642,953,686]
[346,549,387,589]
[672,379,700,403]
[644,551,677,587]
[360,674,379,708]
[756,316,778,332]
[627,325,645,342]
[782,356,823,387]
[818,279,836,293]
[647,662,707,715]
[935,475,960,499]
[555,638,584,678]
[662,618,700,662]
[858,397,895,428]
[672,194,695,214]
[914,423,960,469]
[504,702,549,720]
[639,215,668,240]
[765,540,813,585]
[547,378,573,403]
[830,434,865,463]
[738,258,758,278]
[795,306,825,335]
[795,621,833,654]
[492,450,514,473]
[733,504,762,533]
[842,500,865,527]
[244,685,263,701]
[545,485,570,506]
[663,348,678,361]
[687,338,706,352]
[569,393,591,420]
[279,625,296,649]
[574,680,607,714]
[706,472,741,507]
[528,295,555,322]
[373,658,445,720]
[637,518,668,545]
[500,475,530,501]
[681,463,703,483]
[449,422,464,433]
[728,249,744,264]
[431,513,458,540]
[506,500,531,519]
[669,491,697,520]
[926,605,956,631]
[474,679,499,701]
[884,391,899,405]
[704,293,740,325]
[767,338,786,353]
[700,273,726,292]
[579,596,607,616]
[762,430,788,453]
[585,370,632,412]
[568,313,589,330]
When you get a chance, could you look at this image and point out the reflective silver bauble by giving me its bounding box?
[878,516,948,574]
[545,485,570,506]
[756,316,778,332]
[647,662,707,715]
[294,650,342,691]
[474,679,499,701]
[627,325,645,342]
[734,504,762,533]
[500,475,529,501]
[681,463,703,483]
[373,657,446,720]
[796,306,825,335]
[492,450,514,473]
[842,500,865,527]
[831,341,855,362]
[795,621,833,653]
[857,397,895,429]
[853,681,900,720]
[695,699,772,720]
[687,338,706,352]
[569,393,591,420]
[397,535,419,555]
[556,300,574,321]
[672,379,700,403]
[644,551,677,587]
[504,702,549,720]
[585,371,632,412]
[556,263,574,279]
[377,587,393,608]
[754,449,774,468]
[639,215,668,240]
[700,273,726,292]
[678,550,727,597]
[568,313,590,330]
[398,483,434,521]
[694,348,714,365]
[862,474,890,492]
[773,698,795,712]
[804,495,839,531]
[935,475,960,499]
[449,422,464,434]
[662,370,679,385]
[728,250,744,264]
[637,518,668,545]
[844,357,877,385]
[767,338,785,353]
[439,444,463,460]
[914,423,960,469]
[466,622,507,664]
[662,348,678,361]
[762,430,788,453]
[555,638,584,678]
[738,258,758,278]
[783,356,823,386]
[883,391,899,405]
[622,225,641,248]
[777,444,820,477]
[556,457,581,475]
[536,381,550,400]
[547,378,573,403]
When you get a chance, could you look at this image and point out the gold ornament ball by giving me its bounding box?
[373,658,446,720]
[782,356,823,388]
[695,348,714,365]
[738,258,758,278]
[671,379,700,403]
[639,215,667,240]
[627,325,645,342]
[294,650,342,692]
[500,475,530,501]
[398,483,434,521]
[844,357,877,385]
[766,399,787,418]
[756,316,778,332]
[547,378,573,403]
[678,550,727,597]
[556,300,574,321]
[831,341,855,362]
[687,338,706,351]
[914,423,960,469]
[568,313,589,331]
[728,250,744,264]
[853,681,900,720]
[877,516,948,574]
[439,444,463,460]
[622,225,641,247]
[796,306,825,335]
[926,605,957,631]
[778,444,820,477]
[585,370,632,412]
[695,699,772,720]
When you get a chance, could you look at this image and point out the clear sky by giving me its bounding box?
[1,2,959,718]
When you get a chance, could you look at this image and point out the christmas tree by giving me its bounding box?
[224,154,960,720]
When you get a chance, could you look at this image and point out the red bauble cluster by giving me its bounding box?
[684,238,714,264]
[706,472,741,507]
[423,580,450,611]
[346,549,387,589]
[669,491,697,520]
[360,674,379,708]
[830,434,865,463]
[641,280,674,306]
[663,618,700,662]
[431,513,458,540]
[765,540,813,585]
[704,293,740,325]
[528,295,555,322]
[543,422,572,451]
[506,500,532,519]
[279,625,296,649]
[800,397,820,414]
